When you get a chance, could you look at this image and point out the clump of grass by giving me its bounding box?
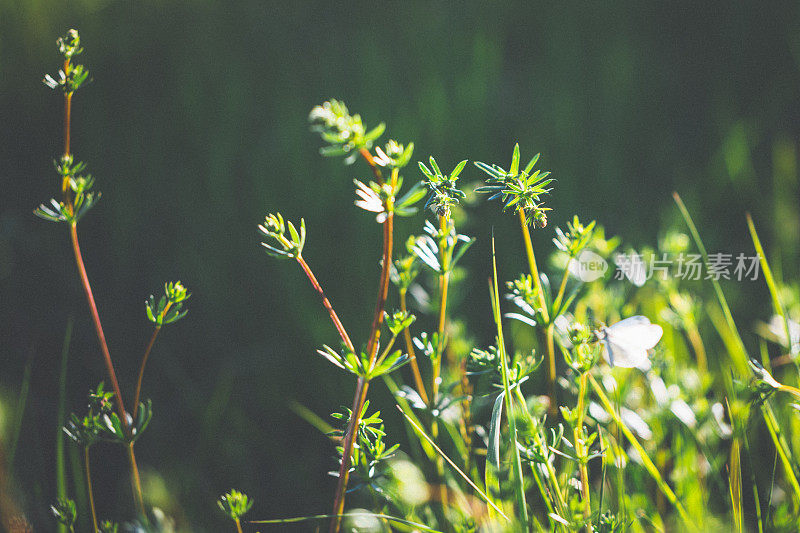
[251,100,800,533]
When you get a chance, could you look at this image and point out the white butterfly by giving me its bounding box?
[597,315,663,369]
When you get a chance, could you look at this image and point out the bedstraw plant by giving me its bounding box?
[33,30,194,530]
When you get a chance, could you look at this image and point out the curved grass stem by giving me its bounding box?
[84,447,98,532]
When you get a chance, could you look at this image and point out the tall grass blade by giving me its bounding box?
[490,233,529,529]
[485,391,504,517]
[673,193,748,366]
[729,438,743,533]
[746,213,796,363]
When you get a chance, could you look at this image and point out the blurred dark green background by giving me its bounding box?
[2,1,800,530]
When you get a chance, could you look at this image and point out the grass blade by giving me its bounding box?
[729,437,743,533]
[746,213,795,360]
[490,232,529,528]
[8,356,33,472]
[251,512,443,532]
[56,317,74,533]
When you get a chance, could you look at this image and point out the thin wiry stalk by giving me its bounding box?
[69,224,129,424]
[742,432,765,533]
[296,256,355,352]
[134,323,163,418]
[329,155,395,533]
[59,56,145,514]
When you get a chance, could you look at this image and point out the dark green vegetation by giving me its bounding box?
[2,2,800,531]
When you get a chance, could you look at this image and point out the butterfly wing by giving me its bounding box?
[602,316,663,368]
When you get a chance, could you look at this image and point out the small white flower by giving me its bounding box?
[353,179,388,223]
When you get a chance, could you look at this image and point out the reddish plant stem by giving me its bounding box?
[70,224,146,516]
[133,325,162,418]
[400,289,429,405]
[329,155,394,533]
[359,148,383,182]
[69,223,128,425]
[296,256,355,352]
[62,58,73,204]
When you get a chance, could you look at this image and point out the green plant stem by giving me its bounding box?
[84,446,99,533]
[134,324,163,418]
[433,213,450,401]
[400,288,429,404]
[552,264,571,315]
[329,158,395,533]
[517,208,548,321]
[513,386,569,524]
[518,208,556,411]
[575,371,591,527]
[127,443,145,517]
[431,213,452,525]
[491,238,529,529]
[588,374,695,528]
[234,518,243,533]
